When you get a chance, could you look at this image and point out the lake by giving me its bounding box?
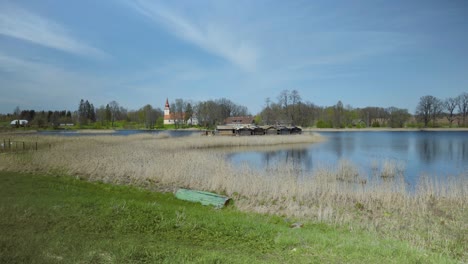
[228,131,468,186]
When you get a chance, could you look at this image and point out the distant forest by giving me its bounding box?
[1,91,467,129]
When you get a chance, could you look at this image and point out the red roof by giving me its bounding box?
[224,116,254,125]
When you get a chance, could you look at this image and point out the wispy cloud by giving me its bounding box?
[0,4,107,58]
[127,0,258,72]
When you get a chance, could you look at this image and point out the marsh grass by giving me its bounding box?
[1,171,454,263]
[0,133,466,261]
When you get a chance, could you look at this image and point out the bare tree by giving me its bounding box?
[172,99,185,128]
[260,97,273,125]
[13,106,21,117]
[457,92,468,126]
[416,95,438,127]
[277,90,290,123]
[142,104,154,129]
[334,100,344,128]
[278,90,290,109]
[195,99,249,128]
[444,97,459,127]
[96,105,107,125]
[289,90,301,125]
[108,101,120,128]
[184,103,194,125]
[431,97,443,127]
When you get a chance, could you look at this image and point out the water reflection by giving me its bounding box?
[262,148,313,172]
[228,131,468,183]
[416,134,441,164]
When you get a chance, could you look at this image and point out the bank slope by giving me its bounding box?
[0,171,455,263]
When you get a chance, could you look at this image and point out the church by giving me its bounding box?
[163,98,198,125]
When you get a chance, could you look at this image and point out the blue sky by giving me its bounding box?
[0,0,467,115]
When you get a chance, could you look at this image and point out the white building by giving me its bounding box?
[10,120,28,126]
[163,98,198,125]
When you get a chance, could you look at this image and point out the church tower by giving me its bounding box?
[164,98,172,125]
[164,98,170,116]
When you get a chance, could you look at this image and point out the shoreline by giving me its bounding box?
[303,127,468,132]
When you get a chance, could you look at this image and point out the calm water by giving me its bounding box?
[228,131,468,185]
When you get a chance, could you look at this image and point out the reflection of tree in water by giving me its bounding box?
[390,132,409,154]
[460,141,468,162]
[416,133,468,164]
[262,148,312,173]
[328,133,356,158]
[330,134,345,158]
[416,135,441,164]
[262,150,279,168]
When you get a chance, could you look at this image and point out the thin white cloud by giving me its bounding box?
[0,4,107,58]
[127,0,258,72]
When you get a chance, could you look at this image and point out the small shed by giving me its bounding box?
[251,126,265,135]
[216,125,235,136]
[277,126,290,135]
[236,126,253,136]
[262,126,277,135]
[289,126,302,135]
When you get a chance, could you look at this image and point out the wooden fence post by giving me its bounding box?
[35,142,38,151]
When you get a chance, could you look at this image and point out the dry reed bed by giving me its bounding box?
[1,133,466,260]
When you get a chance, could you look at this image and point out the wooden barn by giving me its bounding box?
[236,126,253,136]
[224,116,255,126]
[277,126,290,135]
[251,126,265,135]
[288,126,302,135]
[216,125,235,136]
[262,126,277,135]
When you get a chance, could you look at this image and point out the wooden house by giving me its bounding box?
[236,126,253,136]
[261,126,277,135]
[224,116,255,126]
[216,125,235,136]
[277,126,290,135]
[251,126,265,135]
[288,126,302,135]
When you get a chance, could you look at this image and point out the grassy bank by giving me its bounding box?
[0,171,456,263]
[0,134,466,261]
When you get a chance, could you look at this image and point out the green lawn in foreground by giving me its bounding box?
[0,171,455,263]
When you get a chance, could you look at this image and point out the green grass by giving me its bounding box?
[0,171,456,263]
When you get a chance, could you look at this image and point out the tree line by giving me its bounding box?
[2,91,467,129]
[256,90,411,128]
[165,98,249,128]
[2,98,250,129]
[416,93,468,127]
[257,90,468,128]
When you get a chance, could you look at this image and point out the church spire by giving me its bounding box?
[165,98,170,108]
